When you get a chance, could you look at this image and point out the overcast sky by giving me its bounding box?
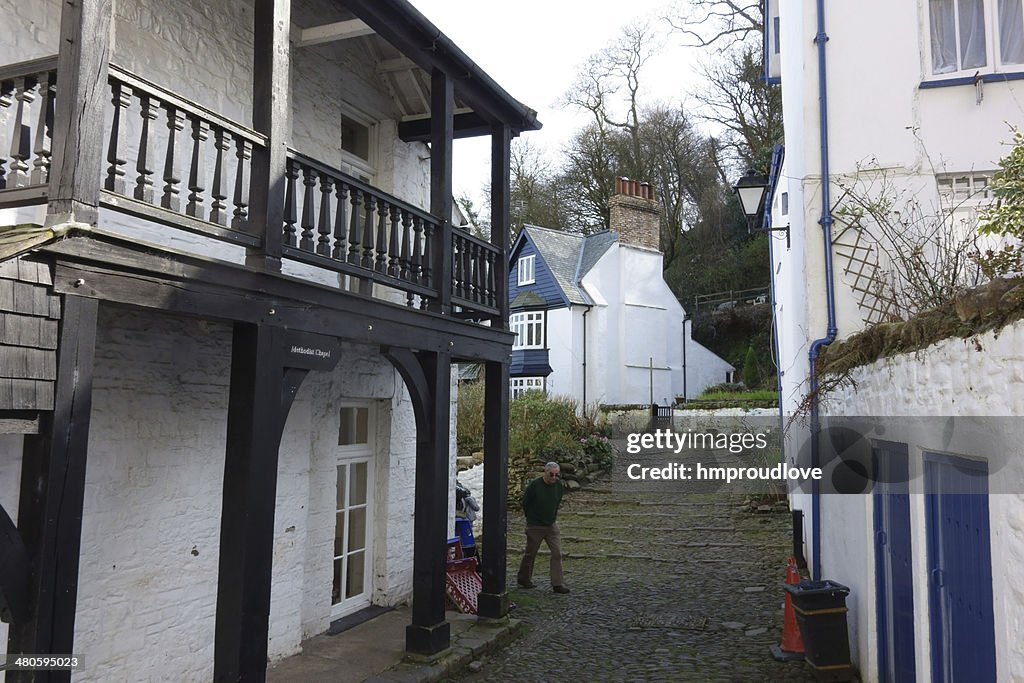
[406,0,705,211]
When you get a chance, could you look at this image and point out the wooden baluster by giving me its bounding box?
[410,215,423,284]
[161,107,186,211]
[388,205,401,277]
[282,160,299,247]
[375,200,388,273]
[452,236,464,299]
[9,76,39,188]
[465,240,475,301]
[399,210,412,280]
[317,175,333,256]
[359,195,375,268]
[0,82,13,189]
[104,81,132,194]
[232,137,252,230]
[209,128,232,225]
[299,165,317,251]
[421,220,434,290]
[332,181,348,260]
[186,117,210,219]
[30,72,54,186]
[486,250,496,307]
[133,93,161,202]
[471,242,481,303]
[347,188,362,264]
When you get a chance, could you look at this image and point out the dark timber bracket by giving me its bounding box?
[381,347,453,655]
[8,295,99,683]
[0,504,29,624]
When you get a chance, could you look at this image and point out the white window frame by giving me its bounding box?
[926,0,1024,78]
[510,311,545,350]
[936,170,997,230]
[338,103,378,184]
[510,376,545,399]
[332,402,376,619]
[517,254,535,285]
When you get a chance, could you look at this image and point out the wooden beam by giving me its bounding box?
[398,111,492,143]
[377,57,417,74]
[477,360,510,619]
[8,295,98,683]
[0,501,29,624]
[248,0,291,272]
[296,19,374,47]
[490,123,512,324]
[47,0,113,225]
[382,350,452,655]
[430,69,453,315]
[48,258,512,362]
[213,324,287,682]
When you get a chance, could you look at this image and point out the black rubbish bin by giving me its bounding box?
[783,580,853,682]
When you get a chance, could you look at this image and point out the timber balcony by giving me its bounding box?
[0,55,501,320]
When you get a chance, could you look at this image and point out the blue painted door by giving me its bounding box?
[872,441,915,683]
[924,453,996,683]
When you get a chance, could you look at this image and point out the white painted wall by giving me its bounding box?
[51,305,438,681]
[575,244,732,405]
[545,307,575,399]
[813,321,1024,682]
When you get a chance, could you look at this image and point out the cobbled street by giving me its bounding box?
[450,440,820,683]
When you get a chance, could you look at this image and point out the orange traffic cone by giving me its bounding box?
[770,555,805,662]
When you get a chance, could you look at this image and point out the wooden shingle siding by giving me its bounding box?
[507,239,568,309]
[0,256,61,411]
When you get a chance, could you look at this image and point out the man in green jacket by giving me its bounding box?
[517,462,570,594]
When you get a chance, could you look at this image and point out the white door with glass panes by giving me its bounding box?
[332,404,375,618]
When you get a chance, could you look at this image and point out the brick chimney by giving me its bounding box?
[609,177,661,251]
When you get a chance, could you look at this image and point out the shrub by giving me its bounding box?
[742,346,759,388]
[456,380,485,458]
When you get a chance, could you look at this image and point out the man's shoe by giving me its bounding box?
[517,580,536,588]
[552,585,571,594]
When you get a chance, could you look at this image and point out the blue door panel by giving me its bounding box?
[873,441,915,683]
[925,453,996,683]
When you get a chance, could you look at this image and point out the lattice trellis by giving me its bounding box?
[832,224,900,325]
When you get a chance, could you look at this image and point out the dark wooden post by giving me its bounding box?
[430,69,453,314]
[47,0,113,226]
[478,360,510,619]
[381,348,453,656]
[213,323,287,683]
[490,123,512,324]
[8,296,99,683]
[247,0,291,272]
[477,123,512,620]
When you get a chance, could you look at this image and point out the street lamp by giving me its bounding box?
[733,169,790,248]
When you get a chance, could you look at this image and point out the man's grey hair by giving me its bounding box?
[544,462,560,470]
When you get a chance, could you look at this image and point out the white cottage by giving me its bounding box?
[507,178,732,407]
[766,0,1024,680]
[0,0,537,680]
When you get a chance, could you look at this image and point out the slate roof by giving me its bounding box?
[522,225,617,305]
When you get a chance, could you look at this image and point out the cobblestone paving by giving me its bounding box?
[448,445,820,683]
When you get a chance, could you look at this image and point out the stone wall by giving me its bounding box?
[817,320,1024,681]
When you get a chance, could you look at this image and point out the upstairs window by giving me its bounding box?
[929,0,1024,75]
[517,254,535,285]
[510,311,544,349]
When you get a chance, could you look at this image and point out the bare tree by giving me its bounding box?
[665,0,762,49]
[695,45,782,173]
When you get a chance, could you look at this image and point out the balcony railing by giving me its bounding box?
[0,56,501,319]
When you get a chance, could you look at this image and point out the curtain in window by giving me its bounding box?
[931,0,958,73]
[959,0,988,68]
[1000,0,1024,63]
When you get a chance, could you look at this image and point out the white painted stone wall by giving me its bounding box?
[813,321,1024,682]
[41,305,446,681]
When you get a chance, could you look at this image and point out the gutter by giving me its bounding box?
[808,0,838,582]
